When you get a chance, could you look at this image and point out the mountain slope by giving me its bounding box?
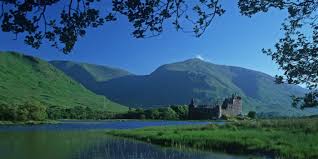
[50,61,131,91]
[98,59,310,115]
[0,52,128,112]
[51,58,314,116]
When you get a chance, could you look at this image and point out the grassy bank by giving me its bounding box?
[0,120,59,125]
[107,118,318,159]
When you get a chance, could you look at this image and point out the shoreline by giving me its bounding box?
[0,120,59,125]
[0,119,224,126]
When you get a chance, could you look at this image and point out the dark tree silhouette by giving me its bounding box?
[239,0,318,108]
[0,0,224,53]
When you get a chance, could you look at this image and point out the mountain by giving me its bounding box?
[51,58,315,116]
[50,61,132,91]
[0,52,128,112]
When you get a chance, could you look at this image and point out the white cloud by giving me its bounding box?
[195,55,205,61]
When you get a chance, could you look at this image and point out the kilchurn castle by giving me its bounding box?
[188,94,242,119]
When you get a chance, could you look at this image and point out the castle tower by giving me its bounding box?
[189,98,197,108]
[232,96,242,115]
[188,98,197,119]
[217,104,222,118]
[221,94,243,117]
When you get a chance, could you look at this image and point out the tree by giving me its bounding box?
[25,101,47,120]
[47,105,64,119]
[70,106,87,119]
[0,102,47,121]
[238,0,318,108]
[0,0,224,53]
[0,103,17,121]
[170,105,188,119]
[158,107,178,120]
[145,109,160,119]
[16,104,29,121]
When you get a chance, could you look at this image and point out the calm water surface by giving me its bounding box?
[0,120,259,159]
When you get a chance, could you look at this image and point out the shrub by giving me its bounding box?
[157,132,164,136]
[247,111,256,119]
[221,114,229,120]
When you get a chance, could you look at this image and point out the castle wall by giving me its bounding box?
[188,106,221,120]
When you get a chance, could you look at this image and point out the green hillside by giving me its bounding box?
[0,52,128,112]
[50,61,131,91]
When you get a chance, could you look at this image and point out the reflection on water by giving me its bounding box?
[0,131,250,159]
[73,134,248,159]
[0,121,258,159]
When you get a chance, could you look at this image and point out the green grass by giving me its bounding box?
[0,51,128,112]
[107,118,318,159]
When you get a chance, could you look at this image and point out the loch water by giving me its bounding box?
[0,120,259,159]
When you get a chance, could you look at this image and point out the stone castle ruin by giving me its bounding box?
[188,94,242,119]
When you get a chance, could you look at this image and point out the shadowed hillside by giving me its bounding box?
[50,61,131,91]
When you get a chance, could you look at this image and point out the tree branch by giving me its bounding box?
[69,0,73,17]
[0,1,4,20]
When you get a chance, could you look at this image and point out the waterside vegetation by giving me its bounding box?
[107,118,318,159]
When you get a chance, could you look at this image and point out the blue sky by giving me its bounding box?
[0,1,287,76]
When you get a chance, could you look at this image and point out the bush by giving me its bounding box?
[221,114,229,120]
[247,111,257,119]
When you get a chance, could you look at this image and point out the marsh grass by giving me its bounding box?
[107,118,318,159]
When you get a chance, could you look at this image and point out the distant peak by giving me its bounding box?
[183,58,209,64]
[192,58,204,61]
